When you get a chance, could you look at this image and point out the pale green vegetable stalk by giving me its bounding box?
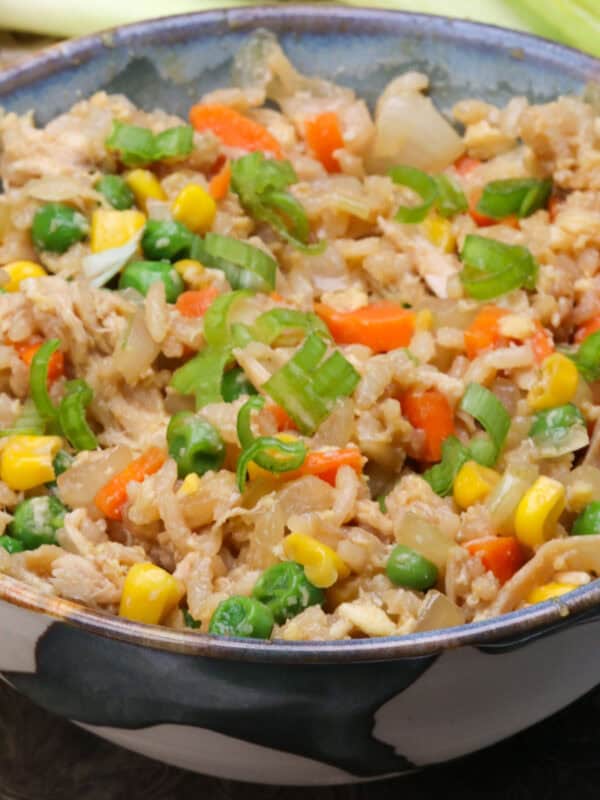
[515,0,600,57]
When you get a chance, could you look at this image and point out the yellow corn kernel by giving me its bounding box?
[0,435,63,491]
[527,353,579,411]
[174,258,205,288]
[453,460,500,509]
[422,212,456,253]
[3,261,46,292]
[90,208,146,253]
[527,581,578,605]
[415,309,434,332]
[247,434,298,482]
[172,184,216,234]
[283,532,350,588]
[176,473,202,498]
[514,476,565,549]
[124,169,166,210]
[119,562,185,625]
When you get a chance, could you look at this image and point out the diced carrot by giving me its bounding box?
[267,403,298,432]
[304,111,344,173]
[189,104,282,158]
[315,302,416,353]
[530,321,555,364]
[15,340,65,383]
[297,447,364,485]
[575,317,600,344]
[401,389,455,462]
[175,287,219,318]
[269,291,285,303]
[464,306,509,359]
[95,447,167,521]
[454,155,481,176]
[208,158,231,201]
[466,536,525,585]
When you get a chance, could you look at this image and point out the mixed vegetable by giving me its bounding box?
[2,33,600,640]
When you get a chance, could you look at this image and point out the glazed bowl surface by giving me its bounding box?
[2,6,600,784]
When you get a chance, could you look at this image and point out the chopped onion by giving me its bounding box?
[394,512,453,572]
[82,231,142,288]
[414,590,465,632]
[485,464,538,534]
[25,176,97,203]
[57,445,132,509]
[565,465,600,513]
[367,78,465,174]
[114,306,161,384]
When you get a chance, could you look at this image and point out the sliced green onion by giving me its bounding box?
[170,347,233,409]
[195,234,277,293]
[423,435,470,497]
[252,308,330,347]
[477,178,553,219]
[30,339,60,420]
[231,152,323,252]
[183,609,201,629]
[389,165,439,223]
[263,333,360,435]
[153,125,194,161]
[435,175,468,218]
[57,379,98,451]
[236,436,307,491]
[105,121,194,166]
[221,366,258,403]
[529,403,589,457]
[0,398,45,437]
[237,395,265,450]
[203,290,254,349]
[460,383,510,458]
[459,235,538,300]
[105,121,156,167]
[467,433,498,468]
[573,330,600,382]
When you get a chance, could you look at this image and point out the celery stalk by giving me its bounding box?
[515,0,600,57]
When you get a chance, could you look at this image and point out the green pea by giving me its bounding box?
[221,367,258,403]
[0,535,25,554]
[119,260,184,303]
[8,495,68,550]
[141,220,194,261]
[167,411,225,479]
[252,561,324,624]
[53,450,74,477]
[386,544,438,591]
[572,501,600,536]
[208,596,274,639]
[95,175,135,210]
[31,203,89,253]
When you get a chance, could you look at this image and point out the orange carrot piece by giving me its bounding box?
[95,447,167,521]
[304,111,344,173]
[464,306,509,360]
[175,287,219,318]
[297,447,364,485]
[209,159,232,201]
[548,195,562,222]
[575,317,600,344]
[401,389,455,462]
[466,536,524,585]
[189,104,282,158]
[315,302,416,353]
[454,155,481,176]
[15,340,65,383]
[530,321,555,364]
[267,403,298,432]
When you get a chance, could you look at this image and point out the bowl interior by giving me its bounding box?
[1,6,600,661]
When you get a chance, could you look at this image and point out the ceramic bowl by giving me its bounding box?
[2,6,600,785]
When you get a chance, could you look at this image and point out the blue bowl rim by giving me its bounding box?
[1,5,600,664]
